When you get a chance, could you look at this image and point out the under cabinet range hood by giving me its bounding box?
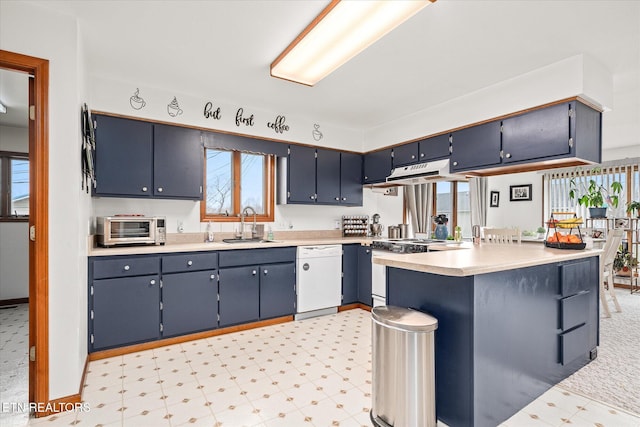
[385,159,466,185]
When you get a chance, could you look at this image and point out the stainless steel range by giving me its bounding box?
[370,238,447,254]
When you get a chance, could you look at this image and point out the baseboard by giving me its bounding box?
[338,303,372,312]
[33,357,89,418]
[0,297,28,306]
[89,315,294,361]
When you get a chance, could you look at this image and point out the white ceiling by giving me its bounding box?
[5,1,640,151]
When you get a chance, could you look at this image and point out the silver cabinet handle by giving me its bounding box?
[411,155,415,159]
[335,197,340,201]
[505,153,512,158]
[123,265,130,271]
[157,187,163,192]
[453,161,458,166]
[252,270,257,275]
[310,195,316,200]
[210,274,215,280]
[420,153,425,158]
[150,279,156,285]
[364,176,368,180]
[187,260,193,266]
[366,249,370,253]
[264,269,268,275]
[142,186,148,192]
[342,197,346,201]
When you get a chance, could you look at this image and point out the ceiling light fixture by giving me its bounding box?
[0,102,6,114]
[271,0,435,86]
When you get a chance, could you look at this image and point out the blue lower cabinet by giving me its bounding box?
[161,270,218,337]
[91,274,160,351]
[357,246,372,306]
[259,263,296,319]
[219,266,260,327]
[342,245,359,305]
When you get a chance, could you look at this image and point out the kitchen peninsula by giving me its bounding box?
[373,244,601,427]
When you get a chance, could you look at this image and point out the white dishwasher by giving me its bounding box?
[296,245,343,320]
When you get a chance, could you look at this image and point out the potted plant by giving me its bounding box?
[536,227,546,239]
[613,250,638,276]
[569,177,622,218]
[627,200,640,218]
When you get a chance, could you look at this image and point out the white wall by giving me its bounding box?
[92,187,404,236]
[0,125,29,300]
[0,1,90,400]
[0,223,29,300]
[485,172,545,233]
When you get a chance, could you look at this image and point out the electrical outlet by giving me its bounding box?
[334,220,341,229]
[177,220,184,233]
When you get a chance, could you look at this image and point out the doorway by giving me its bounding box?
[0,50,49,415]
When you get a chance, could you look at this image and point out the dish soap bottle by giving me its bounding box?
[206,220,214,242]
[267,226,274,241]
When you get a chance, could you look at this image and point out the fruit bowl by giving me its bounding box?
[545,241,586,250]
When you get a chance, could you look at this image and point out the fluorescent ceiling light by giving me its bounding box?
[0,102,6,114]
[271,0,435,86]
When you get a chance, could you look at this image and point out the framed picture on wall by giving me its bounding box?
[490,191,499,207]
[614,217,631,230]
[509,184,532,201]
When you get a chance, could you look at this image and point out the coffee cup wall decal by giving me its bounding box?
[312,123,323,141]
[167,96,183,117]
[130,88,146,110]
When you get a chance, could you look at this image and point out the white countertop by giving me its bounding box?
[89,237,371,256]
[372,242,602,277]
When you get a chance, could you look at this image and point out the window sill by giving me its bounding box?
[0,217,29,223]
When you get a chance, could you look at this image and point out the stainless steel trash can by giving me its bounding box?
[370,306,438,427]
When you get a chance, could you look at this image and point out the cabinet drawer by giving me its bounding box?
[92,256,160,279]
[559,259,592,297]
[559,324,589,366]
[219,247,296,267]
[560,291,589,331]
[162,252,218,273]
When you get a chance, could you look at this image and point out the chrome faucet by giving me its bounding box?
[241,206,257,239]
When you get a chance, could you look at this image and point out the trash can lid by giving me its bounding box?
[371,306,438,332]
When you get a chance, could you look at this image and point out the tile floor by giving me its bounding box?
[1,305,639,427]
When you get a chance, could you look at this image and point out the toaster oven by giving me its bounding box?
[96,216,166,247]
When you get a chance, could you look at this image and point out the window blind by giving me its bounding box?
[544,158,640,220]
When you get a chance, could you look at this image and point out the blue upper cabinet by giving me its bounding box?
[340,152,363,206]
[94,115,154,197]
[93,114,203,200]
[451,121,502,172]
[153,124,204,199]
[287,144,318,203]
[392,142,420,167]
[501,102,571,164]
[316,148,341,204]
[419,133,451,161]
[285,146,363,206]
[363,148,393,184]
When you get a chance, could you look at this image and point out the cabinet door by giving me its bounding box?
[340,152,363,206]
[219,266,260,327]
[392,142,420,167]
[342,245,359,305]
[363,148,393,184]
[287,145,317,203]
[502,102,571,163]
[316,148,341,204]
[93,115,153,197]
[260,263,296,319]
[357,246,372,306]
[153,124,204,199]
[91,274,160,351]
[419,134,451,161]
[161,270,218,337]
[450,121,502,171]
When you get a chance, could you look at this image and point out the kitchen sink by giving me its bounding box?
[222,238,279,244]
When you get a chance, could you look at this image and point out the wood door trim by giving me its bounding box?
[0,49,49,415]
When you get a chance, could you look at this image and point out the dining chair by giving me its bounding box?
[483,228,521,244]
[600,229,624,318]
